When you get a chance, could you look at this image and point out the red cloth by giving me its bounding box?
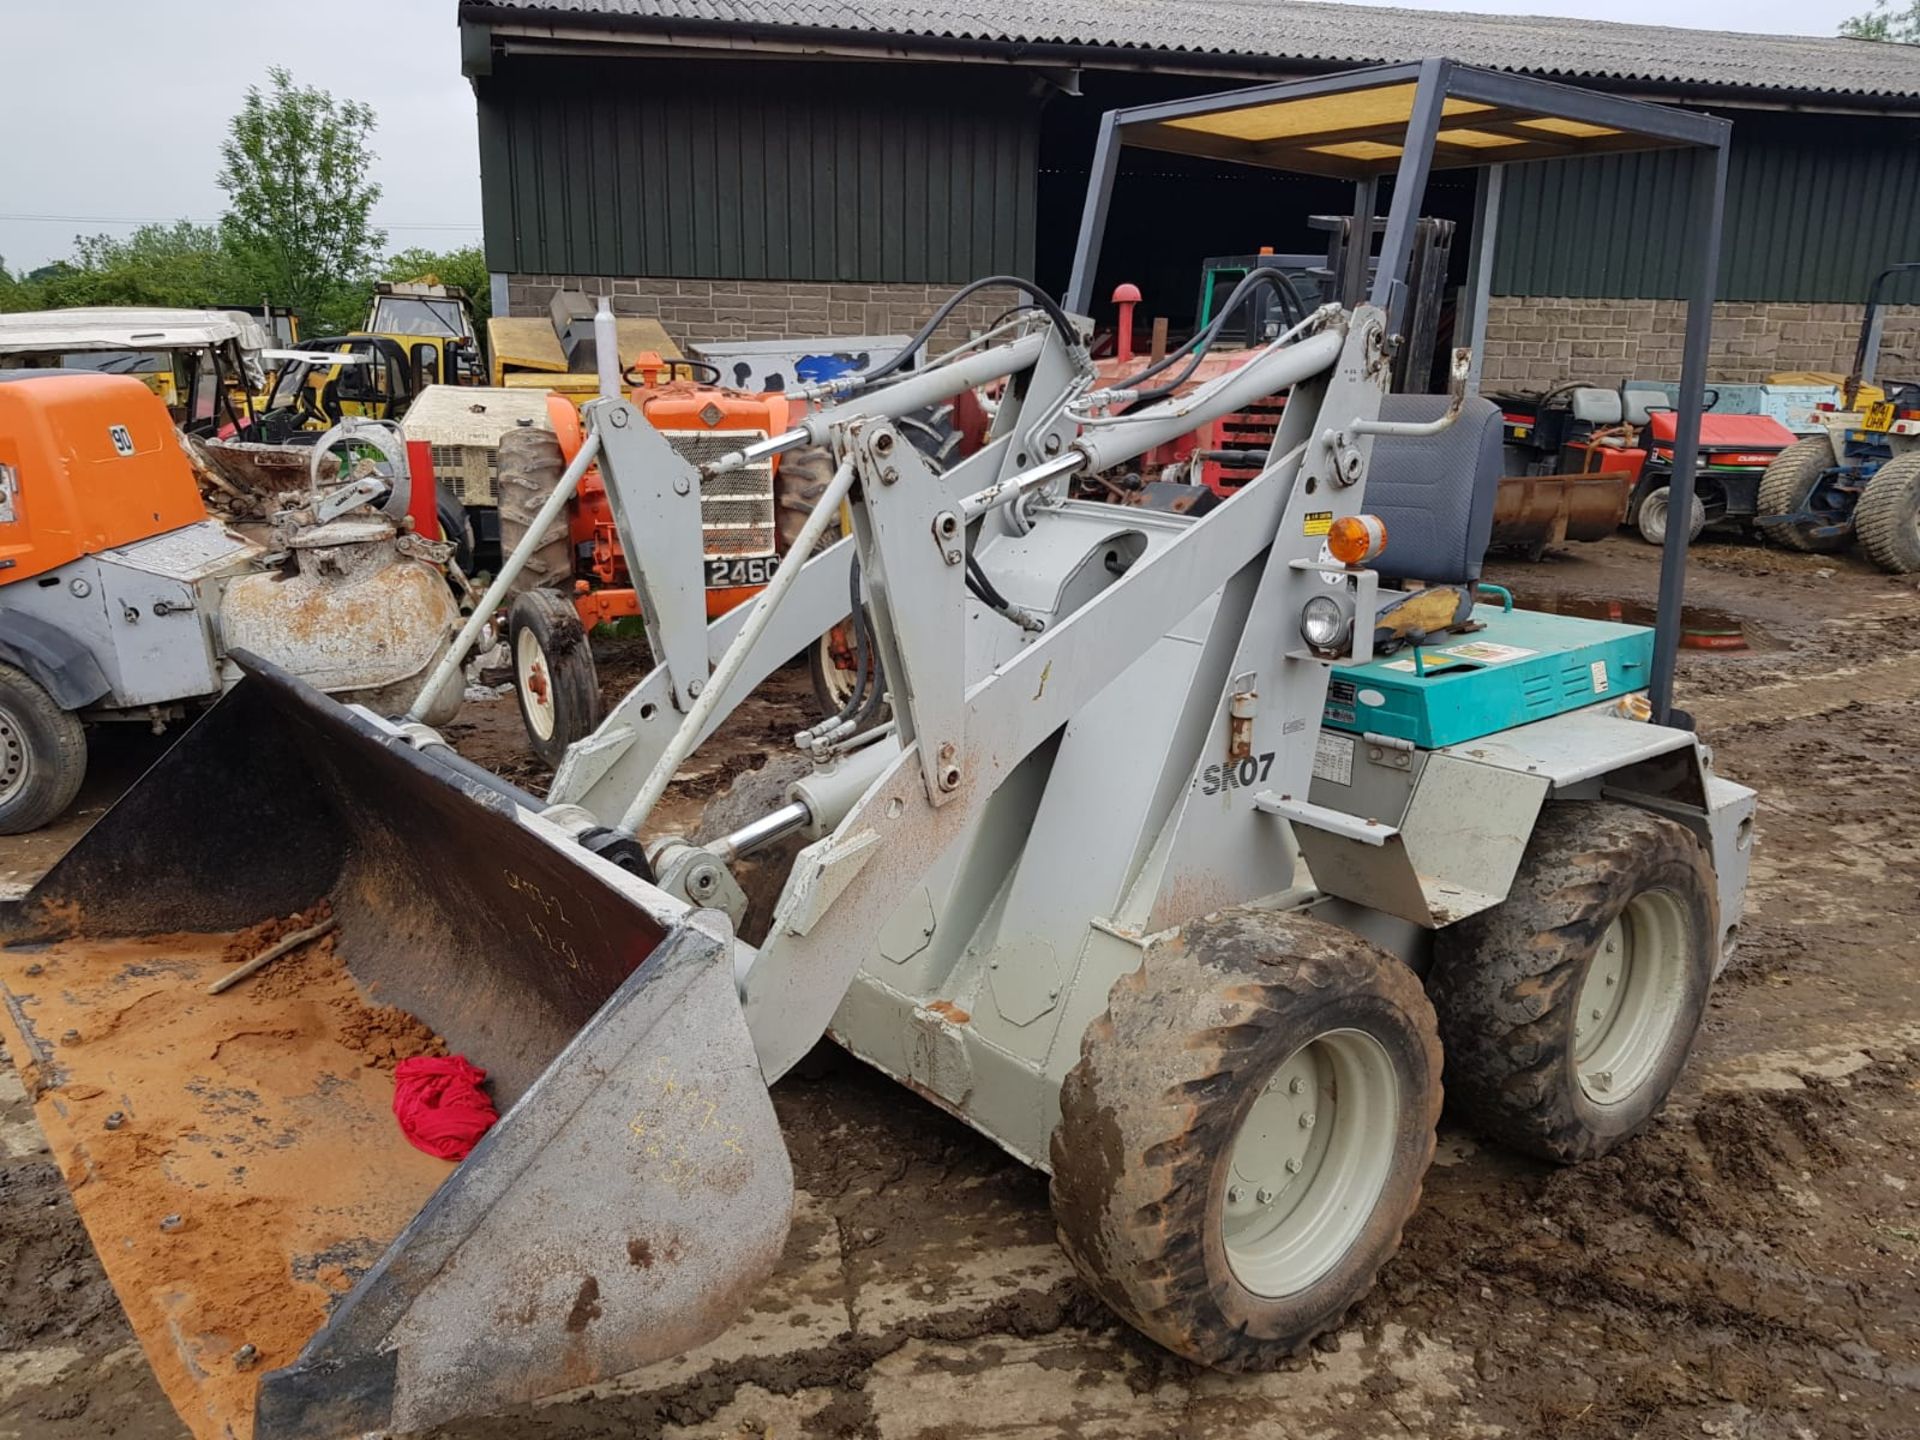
[393,1055,498,1161]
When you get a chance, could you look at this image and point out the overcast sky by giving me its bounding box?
[0,0,1874,272]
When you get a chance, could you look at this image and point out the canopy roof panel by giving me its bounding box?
[1119,61,1723,178]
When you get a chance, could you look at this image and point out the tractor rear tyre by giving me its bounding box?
[1427,801,1716,1163]
[1756,435,1848,553]
[0,663,87,836]
[1634,485,1705,547]
[1853,451,1920,574]
[1050,908,1442,1369]
[495,424,574,594]
[509,589,600,768]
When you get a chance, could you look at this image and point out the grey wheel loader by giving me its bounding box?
[0,60,1754,1440]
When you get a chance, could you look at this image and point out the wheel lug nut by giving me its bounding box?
[1256,1187,1275,1204]
[1285,1157,1302,1174]
[1227,1185,1245,1204]
[1299,1112,1316,1130]
[1288,1077,1306,1095]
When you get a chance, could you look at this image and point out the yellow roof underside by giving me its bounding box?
[1163,82,1493,143]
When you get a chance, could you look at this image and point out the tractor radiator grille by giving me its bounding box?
[660,429,777,559]
[430,443,504,507]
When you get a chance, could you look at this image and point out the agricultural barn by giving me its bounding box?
[457,0,1920,390]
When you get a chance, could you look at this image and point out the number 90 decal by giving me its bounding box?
[1201,751,1275,795]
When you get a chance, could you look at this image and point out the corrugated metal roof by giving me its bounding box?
[464,0,1920,101]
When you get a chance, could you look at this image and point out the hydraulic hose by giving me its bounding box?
[1105,267,1307,405]
[859,276,1082,390]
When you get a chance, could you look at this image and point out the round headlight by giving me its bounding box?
[1300,595,1351,651]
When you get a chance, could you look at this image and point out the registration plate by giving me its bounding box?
[1865,400,1896,432]
[705,554,777,588]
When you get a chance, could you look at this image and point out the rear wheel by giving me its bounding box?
[0,664,87,836]
[495,425,573,595]
[1634,485,1705,546]
[509,589,600,767]
[1853,451,1920,574]
[1756,435,1849,553]
[1428,801,1716,1162]
[1051,908,1441,1369]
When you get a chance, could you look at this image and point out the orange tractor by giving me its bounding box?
[496,356,811,762]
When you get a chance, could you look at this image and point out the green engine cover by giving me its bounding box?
[1325,605,1655,749]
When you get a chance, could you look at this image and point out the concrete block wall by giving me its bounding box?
[506,275,1919,396]
[503,275,1027,352]
[1480,297,1920,392]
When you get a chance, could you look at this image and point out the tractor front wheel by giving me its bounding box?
[0,663,87,836]
[1756,435,1849,553]
[1853,451,1920,574]
[1050,908,1441,1369]
[1427,801,1716,1163]
[509,589,601,768]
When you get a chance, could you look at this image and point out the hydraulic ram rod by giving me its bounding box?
[701,333,1049,477]
[617,459,859,837]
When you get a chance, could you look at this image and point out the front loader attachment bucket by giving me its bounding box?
[0,659,792,1440]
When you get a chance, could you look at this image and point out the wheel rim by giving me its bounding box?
[515,627,558,741]
[1222,1028,1400,1298]
[1573,889,1690,1105]
[1642,491,1668,542]
[0,702,29,802]
[817,632,859,709]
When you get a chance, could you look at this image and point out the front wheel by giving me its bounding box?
[509,589,600,768]
[1635,485,1706,546]
[0,663,88,835]
[1427,801,1717,1163]
[1050,908,1441,1369]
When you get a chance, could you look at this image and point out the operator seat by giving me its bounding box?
[1361,393,1505,652]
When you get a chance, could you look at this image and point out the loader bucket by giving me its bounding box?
[1492,469,1632,551]
[0,658,792,1440]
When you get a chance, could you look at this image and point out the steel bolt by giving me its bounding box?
[1593,1070,1613,1093]
[62,1029,80,1044]
[686,679,702,698]
[672,476,691,496]
[609,409,629,428]
[1289,1076,1306,1096]
[103,1112,125,1131]
[1299,1112,1316,1130]
[1256,1186,1275,1204]
[233,1343,259,1371]
[1606,974,1617,987]
[1227,1185,1245,1204]
[1285,1157,1303,1174]
[873,430,895,456]
[160,1214,183,1233]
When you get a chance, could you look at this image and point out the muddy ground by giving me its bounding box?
[4,532,1920,1440]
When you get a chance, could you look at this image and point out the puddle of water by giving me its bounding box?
[1523,595,1750,651]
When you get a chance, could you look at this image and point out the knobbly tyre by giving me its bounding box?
[0,61,1754,1440]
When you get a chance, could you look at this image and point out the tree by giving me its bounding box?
[1842,0,1920,39]
[218,67,385,332]
[31,223,241,310]
[379,245,492,322]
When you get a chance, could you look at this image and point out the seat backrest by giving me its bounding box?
[1621,383,1668,426]
[1570,386,1623,424]
[1365,394,1505,585]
